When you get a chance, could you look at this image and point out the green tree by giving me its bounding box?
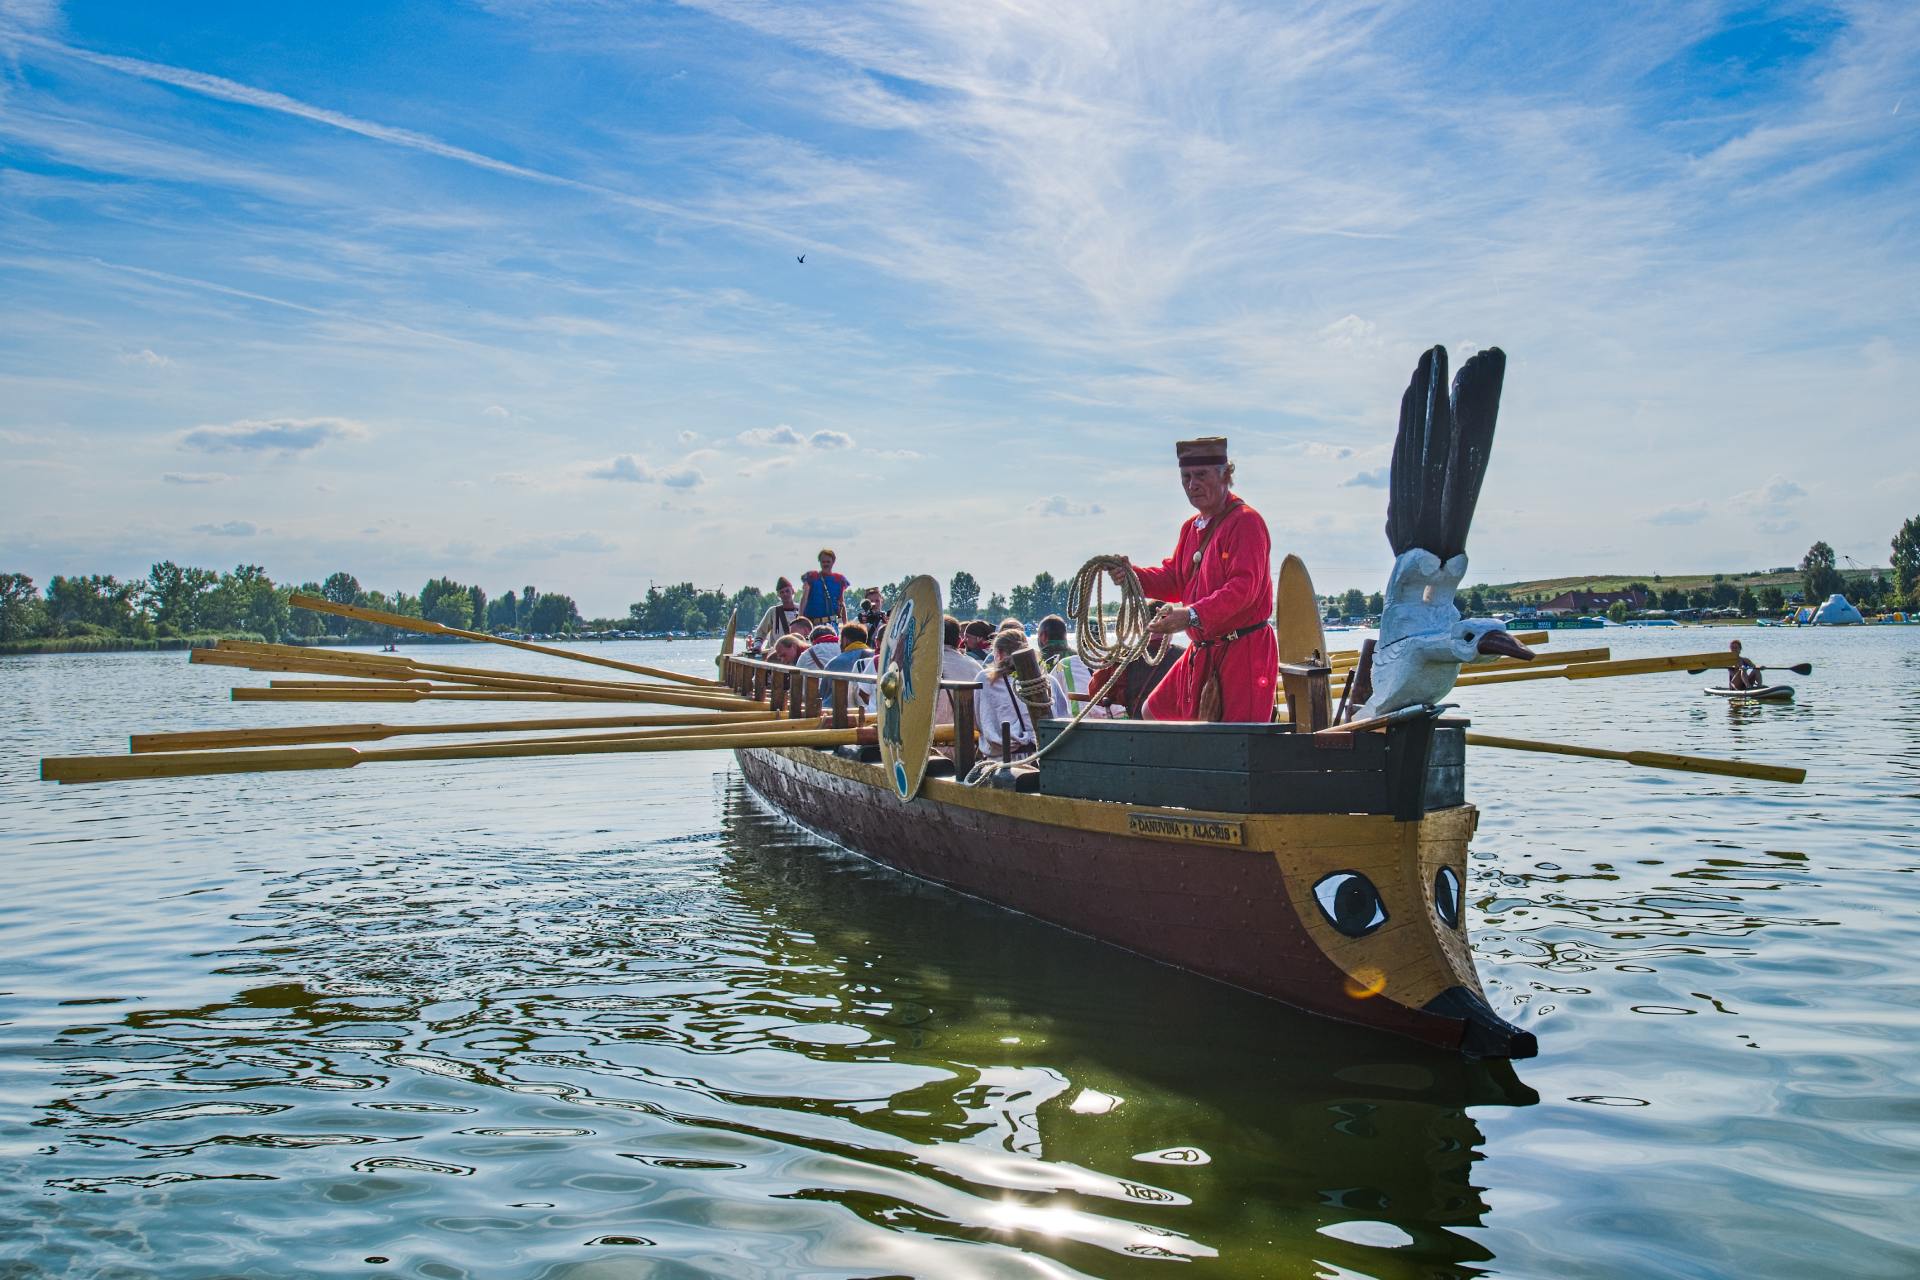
[1340,588,1365,617]
[1028,572,1059,621]
[527,592,580,634]
[1008,583,1034,621]
[1801,541,1843,603]
[1758,585,1785,612]
[1607,599,1630,623]
[45,575,139,634]
[1709,582,1738,609]
[321,571,363,636]
[468,585,487,631]
[1737,587,1758,617]
[0,573,46,642]
[1466,587,1486,614]
[984,590,1008,619]
[488,589,519,631]
[1367,591,1384,615]
[205,564,283,639]
[420,577,473,630]
[1893,516,1920,606]
[143,561,218,633]
[948,571,980,618]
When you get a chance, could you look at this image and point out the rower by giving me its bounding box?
[1728,639,1761,690]
[1108,436,1278,721]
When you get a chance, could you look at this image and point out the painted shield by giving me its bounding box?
[1275,553,1327,665]
[876,575,942,801]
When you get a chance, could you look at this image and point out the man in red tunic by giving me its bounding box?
[1116,436,1277,721]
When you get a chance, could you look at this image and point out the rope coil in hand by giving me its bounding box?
[964,554,1170,785]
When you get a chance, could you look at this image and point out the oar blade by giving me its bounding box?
[43,746,361,785]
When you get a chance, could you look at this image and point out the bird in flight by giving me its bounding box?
[796,254,806,264]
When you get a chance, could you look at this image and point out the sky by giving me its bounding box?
[1,0,1916,615]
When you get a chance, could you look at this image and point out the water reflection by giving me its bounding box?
[11,777,1536,1277]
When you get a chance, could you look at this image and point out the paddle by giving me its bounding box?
[45,724,955,786]
[131,709,780,753]
[288,594,720,688]
[1464,733,1805,784]
[1687,662,1814,676]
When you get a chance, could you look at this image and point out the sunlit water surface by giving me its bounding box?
[2,629,1917,1278]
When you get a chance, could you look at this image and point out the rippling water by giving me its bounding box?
[3,628,1917,1278]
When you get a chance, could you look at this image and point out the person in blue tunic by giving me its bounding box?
[799,549,850,623]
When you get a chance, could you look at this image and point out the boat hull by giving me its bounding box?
[737,745,1534,1058]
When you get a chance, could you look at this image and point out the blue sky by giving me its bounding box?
[2,0,1915,614]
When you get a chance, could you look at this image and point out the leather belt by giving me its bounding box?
[1192,620,1271,649]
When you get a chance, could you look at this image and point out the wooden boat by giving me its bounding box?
[716,630,1536,1060]
[1705,684,1794,702]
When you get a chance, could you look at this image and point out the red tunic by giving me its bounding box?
[1131,497,1278,722]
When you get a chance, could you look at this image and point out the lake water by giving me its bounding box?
[2,627,1916,1278]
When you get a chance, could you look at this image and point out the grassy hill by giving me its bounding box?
[1484,567,1885,597]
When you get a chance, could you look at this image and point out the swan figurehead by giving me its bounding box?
[1353,345,1517,718]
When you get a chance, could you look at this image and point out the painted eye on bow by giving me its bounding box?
[1313,872,1388,938]
[1433,866,1462,930]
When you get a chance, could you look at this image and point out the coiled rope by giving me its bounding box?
[964,554,1170,784]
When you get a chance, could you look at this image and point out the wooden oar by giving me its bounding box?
[1464,733,1805,784]
[44,725,954,786]
[200,643,742,703]
[1323,629,1549,662]
[288,594,720,688]
[132,710,781,753]
[232,687,641,703]
[1688,661,1815,676]
[1450,651,1734,688]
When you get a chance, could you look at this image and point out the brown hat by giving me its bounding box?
[1176,436,1228,467]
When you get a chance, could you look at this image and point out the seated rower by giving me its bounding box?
[974,630,1069,760]
[825,621,872,672]
[795,626,841,671]
[1728,639,1762,690]
[1036,614,1106,717]
[960,619,994,663]
[938,615,983,723]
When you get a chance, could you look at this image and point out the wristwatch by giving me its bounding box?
[1186,607,1201,633]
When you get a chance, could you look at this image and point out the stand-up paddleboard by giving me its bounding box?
[876,575,942,800]
[1275,554,1327,665]
[1705,685,1794,702]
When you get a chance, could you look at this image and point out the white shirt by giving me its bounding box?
[974,666,1069,755]
[937,647,982,723]
[795,641,840,670]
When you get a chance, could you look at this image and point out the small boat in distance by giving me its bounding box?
[1705,685,1793,702]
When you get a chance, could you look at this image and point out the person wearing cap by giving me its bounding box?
[751,577,804,653]
[799,549,850,624]
[960,619,994,663]
[1108,436,1277,721]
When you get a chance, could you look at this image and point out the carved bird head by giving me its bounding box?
[1449,618,1534,666]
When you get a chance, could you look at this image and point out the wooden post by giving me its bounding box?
[803,672,822,720]
[830,679,849,729]
[1280,662,1333,732]
[1009,647,1054,726]
[753,665,768,701]
[953,688,977,775]
[770,669,788,713]
[790,671,810,720]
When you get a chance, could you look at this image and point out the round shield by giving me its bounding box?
[1275,553,1327,665]
[876,575,942,801]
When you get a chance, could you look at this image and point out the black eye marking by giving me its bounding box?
[1313,872,1388,938]
[1433,866,1462,930]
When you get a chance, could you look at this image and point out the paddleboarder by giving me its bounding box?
[1728,639,1762,690]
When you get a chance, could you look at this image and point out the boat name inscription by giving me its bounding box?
[1126,813,1244,846]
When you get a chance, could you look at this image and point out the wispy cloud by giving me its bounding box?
[192,520,260,537]
[179,416,366,454]
[587,454,704,488]
[117,347,171,367]
[1028,495,1104,518]
[496,531,617,558]
[161,471,229,485]
[1341,468,1389,489]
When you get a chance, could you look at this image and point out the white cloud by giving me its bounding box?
[587,454,704,488]
[482,404,510,418]
[1341,468,1388,489]
[677,430,698,445]
[737,424,807,447]
[497,532,618,558]
[117,348,172,367]
[1649,502,1710,527]
[192,520,260,537]
[1291,442,1356,461]
[1028,496,1104,518]
[179,416,366,454]
[161,471,229,485]
[767,520,860,539]
[809,429,854,449]
[1733,476,1807,508]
